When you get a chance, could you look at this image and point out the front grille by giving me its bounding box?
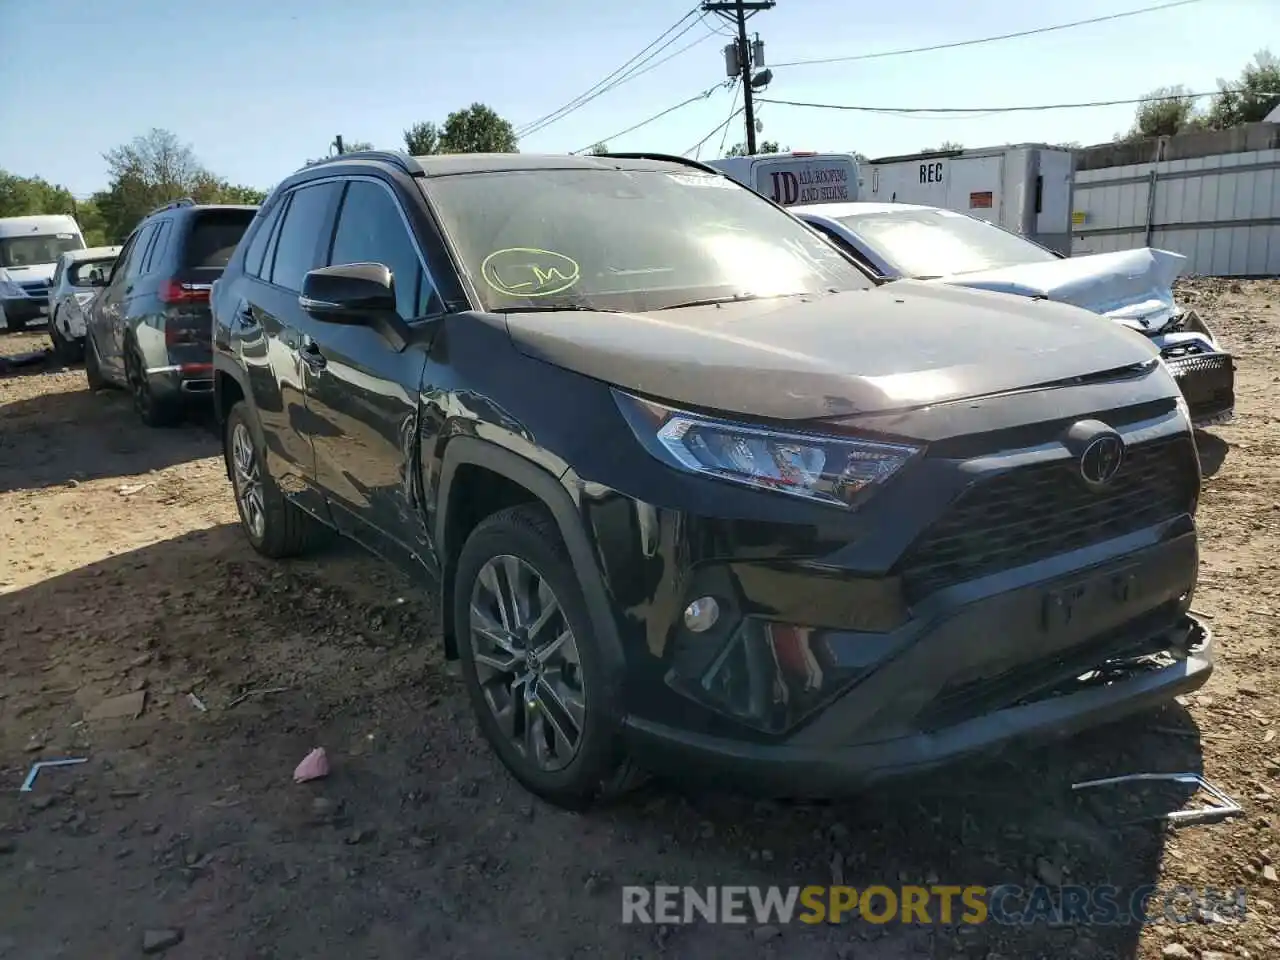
[1166,353,1231,377]
[899,436,1198,600]
[18,282,47,298]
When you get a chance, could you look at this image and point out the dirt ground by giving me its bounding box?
[2,279,1279,959]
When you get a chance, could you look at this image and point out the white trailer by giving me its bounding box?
[859,144,1074,254]
[707,152,860,207]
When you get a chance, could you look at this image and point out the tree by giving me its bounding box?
[1121,85,1204,140]
[96,128,265,240]
[724,140,788,157]
[403,121,440,156]
[588,142,610,155]
[439,103,518,154]
[0,172,77,219]
[1207,49,1280,129]
[926,141,964,152]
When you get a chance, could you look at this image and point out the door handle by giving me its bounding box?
[298,342,327,370]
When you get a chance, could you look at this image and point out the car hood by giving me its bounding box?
[501,281,1161,421]
[0,262,57,286]
[932,247,1187,333]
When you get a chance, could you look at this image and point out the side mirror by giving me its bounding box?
[300,262,411,350]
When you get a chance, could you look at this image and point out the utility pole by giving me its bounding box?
[702,0,775,155]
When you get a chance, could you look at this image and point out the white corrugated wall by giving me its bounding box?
[1070,149,1280,277]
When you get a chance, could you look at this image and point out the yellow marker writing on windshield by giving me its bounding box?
[481,247,580,298]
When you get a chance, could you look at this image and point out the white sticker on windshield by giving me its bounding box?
[667,173,737,189]
[56,233,74,239]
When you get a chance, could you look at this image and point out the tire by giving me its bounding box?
[453,504,643,809]
[48,311,83,365]
[224,400,332,558]
[83,333,108,391]
[126,345,181,428]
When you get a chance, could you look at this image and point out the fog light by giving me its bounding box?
[683,597,720,633]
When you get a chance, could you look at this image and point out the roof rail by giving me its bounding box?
[306,150,425,176]
[593,152,723,176]
[146,197,195,218]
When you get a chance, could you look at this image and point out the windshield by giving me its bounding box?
[836,209,1058,278]
[0,232,85,269]
[425,167,872,313]
[68,258,116,287]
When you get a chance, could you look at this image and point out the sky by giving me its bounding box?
[0,0,1273,197]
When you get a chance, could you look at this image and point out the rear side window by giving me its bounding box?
[270,184,340,291]
[241,202,284,278]
[141,220,172,274]
[183,209,258,269]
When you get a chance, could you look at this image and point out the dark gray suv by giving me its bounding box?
[84,199,257,426]
[212,151,1211,809]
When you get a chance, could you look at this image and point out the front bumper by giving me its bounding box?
[627,614,1210,796]
[622,525,1208,796]
[1,295,48,326]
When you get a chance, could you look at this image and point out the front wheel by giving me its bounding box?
[453,504,642,809]
[224,400,331,558]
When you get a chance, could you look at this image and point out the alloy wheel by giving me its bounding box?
[230,422,266,540]
[128,356,152,419]
[468,554,586,772]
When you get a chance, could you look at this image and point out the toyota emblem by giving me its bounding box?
[1079,434,1125,486]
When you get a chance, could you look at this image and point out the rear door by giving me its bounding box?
[232,184,341,518]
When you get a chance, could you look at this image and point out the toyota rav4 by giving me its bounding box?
[212,151,1211,809]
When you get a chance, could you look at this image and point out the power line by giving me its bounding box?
[755,86,1278,116]
[523,16,724,140]
[770,0,1205,69]
[517,8,701,138]
[573,83,730,154]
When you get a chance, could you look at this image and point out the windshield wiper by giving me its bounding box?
[493,305,622,314]
[658,292,811,311]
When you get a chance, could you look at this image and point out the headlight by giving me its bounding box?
[614,389,921,508]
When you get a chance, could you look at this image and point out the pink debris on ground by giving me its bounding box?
[293,747,330,783]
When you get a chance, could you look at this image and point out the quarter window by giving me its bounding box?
[124,223,157,281]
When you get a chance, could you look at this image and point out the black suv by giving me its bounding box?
[85,199,258,425]
[212,151,1211,808]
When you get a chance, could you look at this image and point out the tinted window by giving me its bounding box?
[141,220,171,274]
[834,209,1058,278]
[270,185,339,291]
[184,209,258,269]
[329,180,437,318]
[125,223,157,281]
[241,202,284,278]
[425,167,871,313]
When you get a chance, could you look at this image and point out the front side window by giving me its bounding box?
[835,209,1058,278]
[329,180,438,319]
[0,232,85,268]
[425,167,872,313]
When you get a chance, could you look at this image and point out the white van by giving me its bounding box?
[0,214,86,330]
[707,152,860,207]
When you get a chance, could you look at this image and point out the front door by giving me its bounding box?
[301,177,442,574]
